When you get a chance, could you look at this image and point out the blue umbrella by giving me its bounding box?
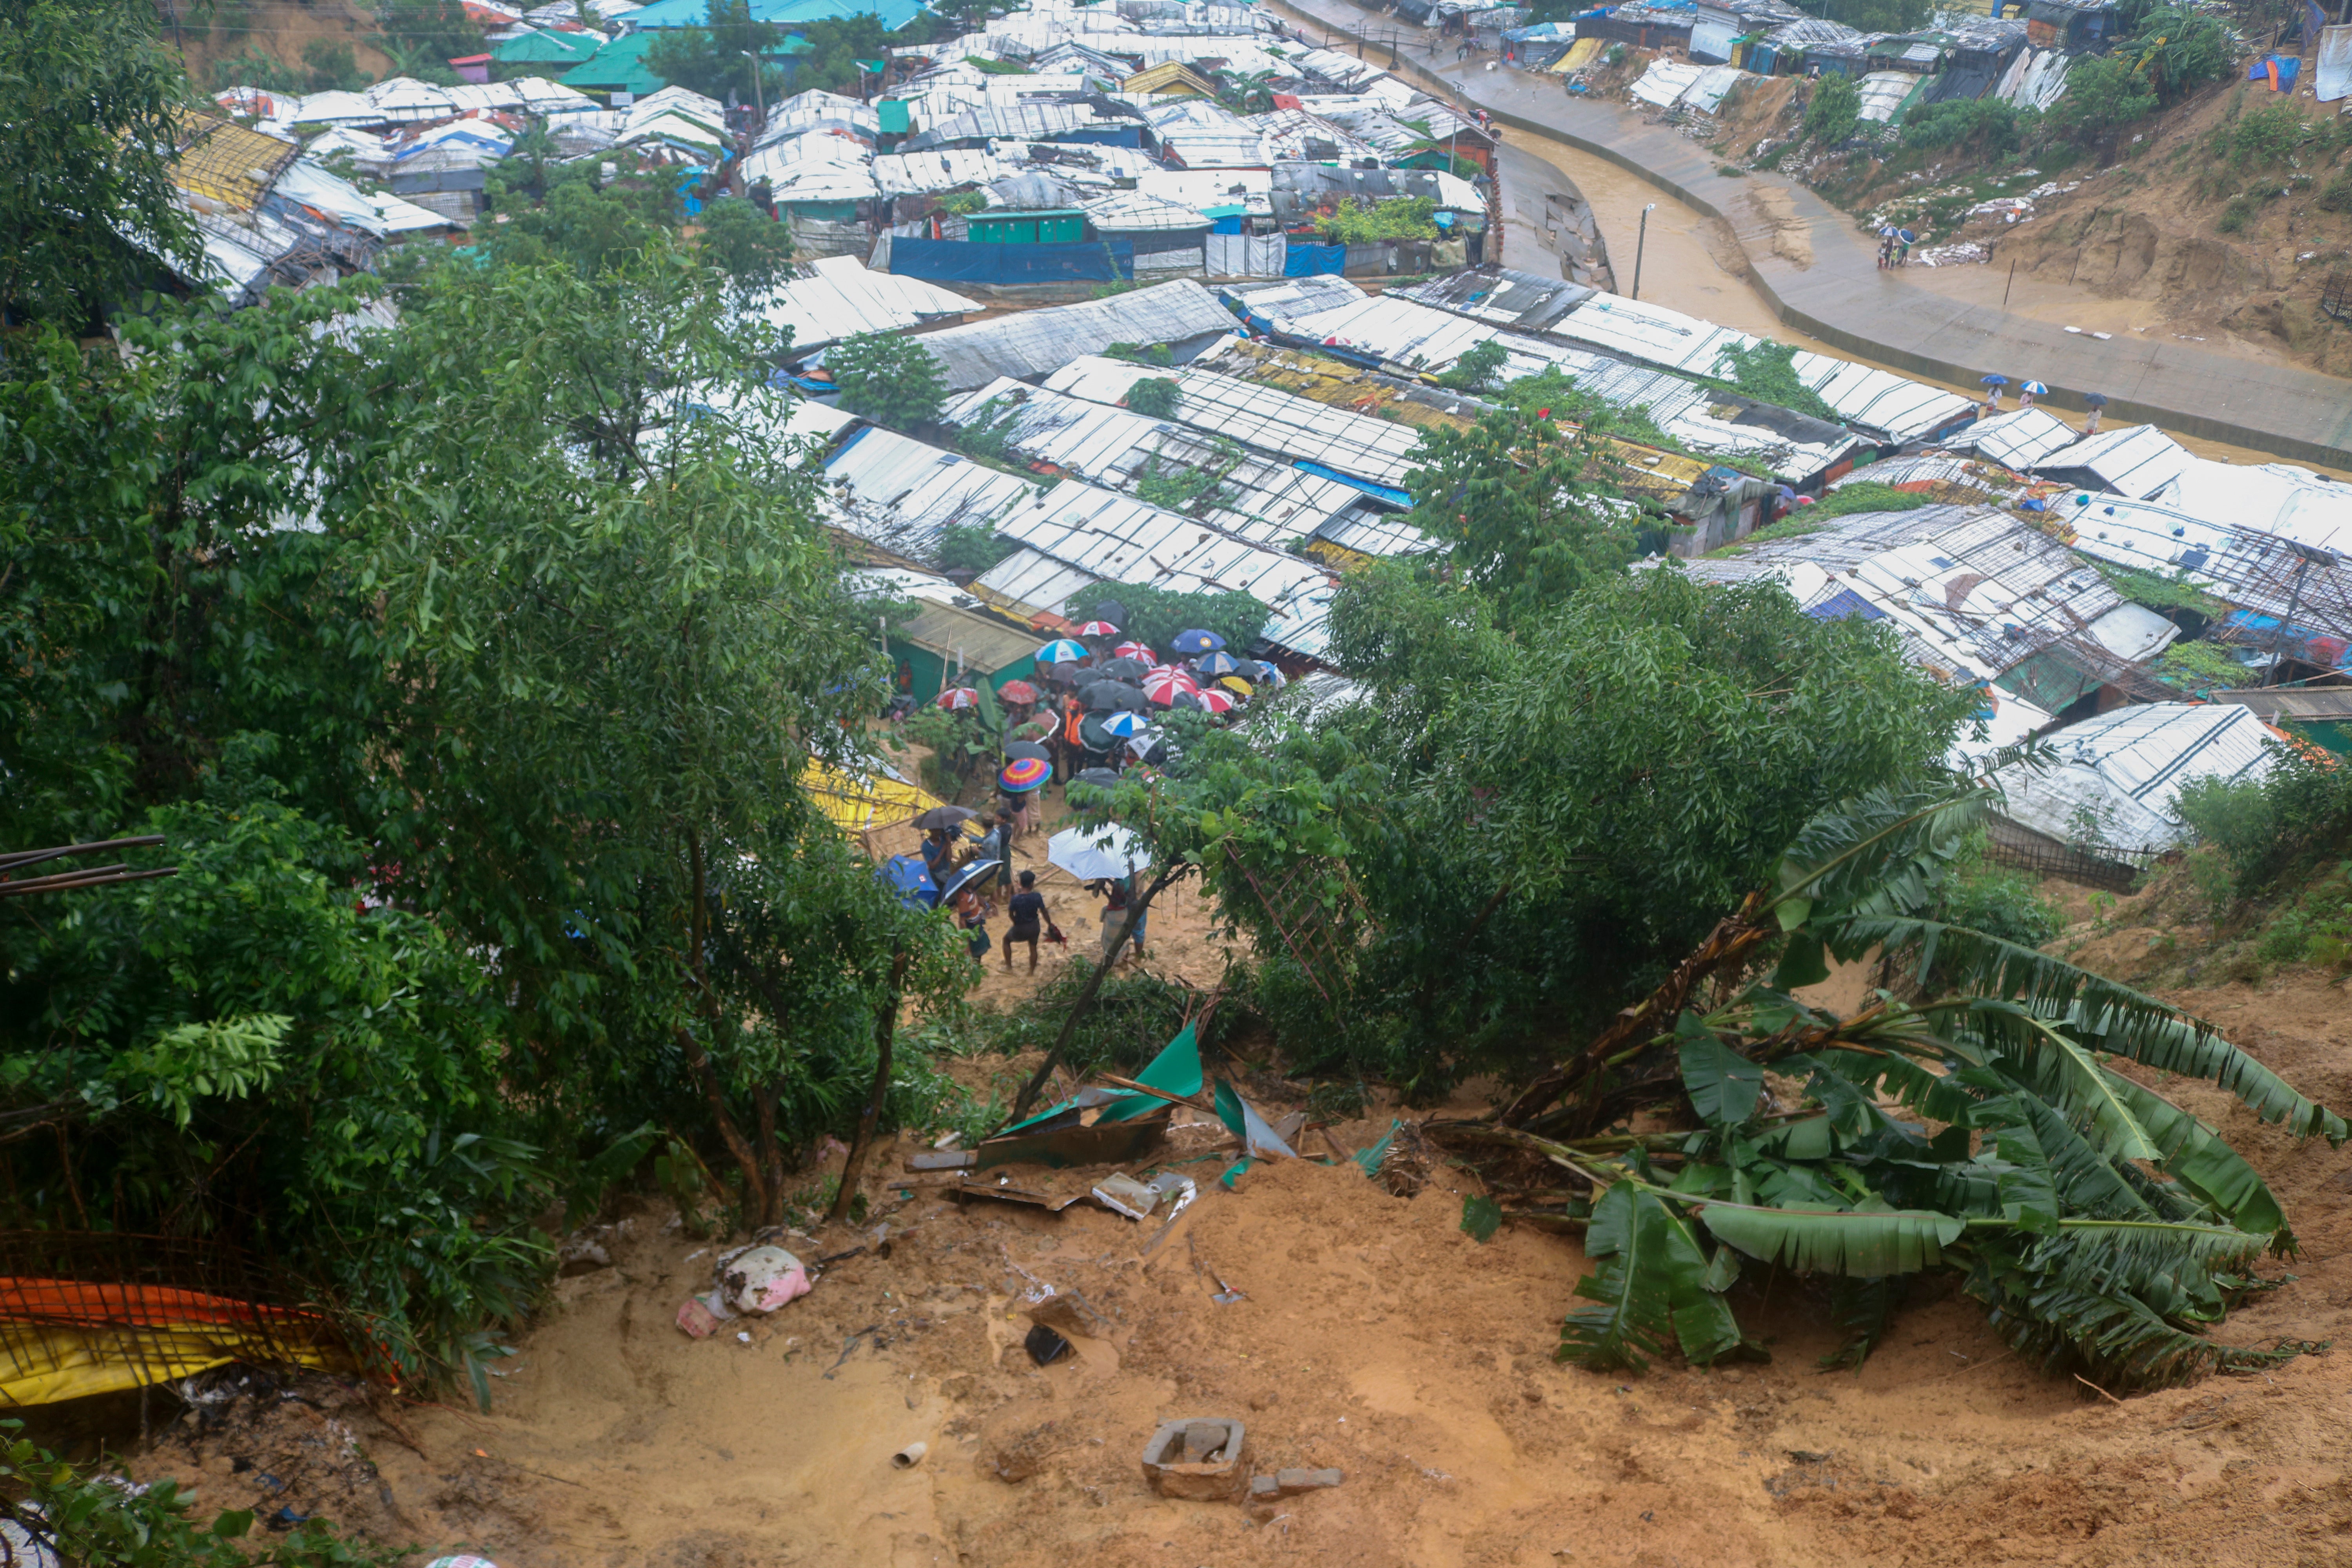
[2020,381,2049,396]
[1036,638,1089,664]
[1194,650,1243,677]
[879,853,938,909]
[1102,710,1152,737]
[1979,374,2009,387]
[1897,228,1916,244]
[1170,628,1226,655]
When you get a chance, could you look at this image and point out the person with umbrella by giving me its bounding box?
[951,880,991,966]
[2018,379,2047,408]
[1978,374,2007,414]
[2083,392,2107,435]
[1001,748,1050,843]
[1877,227,1894,270]
[1002,869,1054,974]
[1895,228,1915,267]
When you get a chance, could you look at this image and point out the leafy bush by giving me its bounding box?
[2320,171,2352,214]
[2213,99,2315,170]
[695,195,795,294]
[1105,340,1175,366]
[2179,750,2352,894]
[1,1422,400,1566]
[1901,98,2024,155]
[2152,638,2250,695]
[2218,197,2253,233]
[936,521,1016,574]
[1937,854,2064,950]
[828,330,947,429]
[2045,55,2158,146]
[1803,73,1860,146]
[1434,338,1509,393]
[1806,481,1938,519]
[1063,581,1269,654]
[1708,339,1840,423]
[939,187,989,215]
[1316,195,1440,244]
[1490,366,1675,448]
[2123,5,2234,104]
[1124,376,1181,418]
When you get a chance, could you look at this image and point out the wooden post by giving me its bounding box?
[831,947,912,1222]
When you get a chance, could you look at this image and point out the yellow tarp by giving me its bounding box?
[1552,37,1604,73]
[2,1324,341,1407]
[802,757,979,841]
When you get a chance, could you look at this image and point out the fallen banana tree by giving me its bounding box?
[1434,783,2346,1392]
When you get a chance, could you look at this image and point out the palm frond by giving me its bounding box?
[1697,1200,1963,1277]
[1677,1013,1763,1127]
[2031,1218,2269,1296]
[2096,1069,2293,1246]
[1771,784,1986,935]
[1964,1003,2163,1165]
[1820,1276,1907,1370]
[1971,1261,2308,1391]
[2067,1005,2349,1145]
[1979,1085,2159,1224]
[1560,1183,1744,1371]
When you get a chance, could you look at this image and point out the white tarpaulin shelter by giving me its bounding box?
[1988,704,2279,851]
[2316,24,2352,102]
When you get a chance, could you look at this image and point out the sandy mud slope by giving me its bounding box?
[123,954,2352,1567]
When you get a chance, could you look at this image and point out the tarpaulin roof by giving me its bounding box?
[2031,423,2192,499]
[1082,189,1212,230]
[1391,267,1599,334]
[2052,490,2352,654]
[1989,703,2279,850]
[2152,460,2352,557]
[823,425,1036,562]
[759,256,977,352]
[914,279,1238,390]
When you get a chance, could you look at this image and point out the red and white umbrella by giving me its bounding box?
[1191,687,1237,715]
[935,686,980,710]
[1142,667,1199,706]
[1112,640,1154,661]
[1074,620,1121,637]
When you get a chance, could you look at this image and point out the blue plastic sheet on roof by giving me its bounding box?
[888,236,1136,284]
[1803,587,1886,622]
[1210,214,1243,234]
[1293,459,1412,508]
[1282,242,1345,277]
[630,0,922,24]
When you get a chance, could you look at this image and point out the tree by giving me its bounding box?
[794,14,897,95]
[2122,5,2233,105]
[2045,55,2158,147]
[1452,780,2347,1392]
[1060,582,1270,655]
[1798,0,1927,32]
[644,0,789,104]
[1802,71,1860,145]
[481,167,679,274]
[301,40,372,94]
[1123,376,1180,418]
[1432,338,1508,393]
[1398,405,1644,622]
[0,0,197,328]
[827,330,946,429]
[1112,565,1978,1090]
[371,0,485,82]
[696,194,795,293]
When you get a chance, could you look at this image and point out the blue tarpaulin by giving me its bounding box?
[1282,242,1346,277]
[2250,53,2302,91]
[888,236,1136,284]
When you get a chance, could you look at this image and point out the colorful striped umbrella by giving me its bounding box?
[999,757,1051,791]
[2020,381,2049,396]
[1192,688,1237,714]
[1112,640,1154,661]
[1170,628,1226,655]
[1074,620,1121,637]
[1143,668,1199,705]
[936,686,980,710]
[1101,711,1152,737]
[1194,650,1243,677]
[995,679,1039,704]
[1036,638,1089,664]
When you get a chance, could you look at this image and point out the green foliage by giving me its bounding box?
[963,53,1029,73]
[2045,55,2159,147]
[644,0,789,103]
[2179,749,2352,896]
[479,156,683,274]
[1,1422,400,1566]
[1707,340,1840,424]
[300,40,370,94]
[1104,340,1174,366]
[1803,72,1860,146]
[939,187,989,215]
[695,194,796,294]
[935,521,1016,575]
[1488,366,1674,448]
[1124,376,1181,419]
[211,49,302,93]
[2320,169,2352,215]
[1218,67,1276,116]
[2217,196,2253,233]
[1549,779,2344,1390]
[1461,1194,1504,1242]
[0,0,199,327]
[1900,98,2024,155]
[1131,451,1237,516]
[1063,581,1269,655]
[1432,338,1509,393]
[371,0,485,80]
[794,14,906,95]
[2152,638,2250,696]
[1316,196,1441,244]
[1804,481,1937,521]
[2211,99,2316,170]
[960,961,1242,1079]
[2123,5,2234,104]
[1936,848,2064,951]
[828,330,947,430]
[1400,407,1644,621]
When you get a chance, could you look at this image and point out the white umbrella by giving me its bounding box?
[1047,824,1150,883]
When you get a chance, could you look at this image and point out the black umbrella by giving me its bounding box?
[1092,598,1128,626]
[1084,681,1148,712]
[1077,713,1120,754]
[1004,741,1052,764]
[1036,659,1086,686]
[1072,767,1123,789]
[1097,656,1150,681]
[2083,392,2109,407]
[913,805,976,831]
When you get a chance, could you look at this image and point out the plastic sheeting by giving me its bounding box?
[2317,25,2352,103]
[1207,231,1285,276]
[888,236,1137,284]
[1631,59,1706,106]
[1283,242,1346,276]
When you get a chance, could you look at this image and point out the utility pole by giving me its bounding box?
[740,49,766,131]
[1631,202,1655,299]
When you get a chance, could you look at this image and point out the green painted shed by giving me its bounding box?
[887,602,1039,704]
[965,209,1087,244]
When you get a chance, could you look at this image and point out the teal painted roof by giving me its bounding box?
[494,27,603,67]
[560,31,669,96]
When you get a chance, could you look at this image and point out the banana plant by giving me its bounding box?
[1460,782,2346,1391]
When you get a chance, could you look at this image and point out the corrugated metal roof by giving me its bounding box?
[871,147,1023,195]
[1989,702,2279,849]
[2049,490,2352,645]
[1390,269,1599,334]
[759,256,977,352]
[2033,423,2192,499]
[915,279,1240,391]
[2154,461,2352,557]
[1632,59,1706,106]
[1082,189,1211,230]
[1244,107,1383,164]
[898,599,1040,671]
[822,425,1036,562]
[1044,354,1427,489]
